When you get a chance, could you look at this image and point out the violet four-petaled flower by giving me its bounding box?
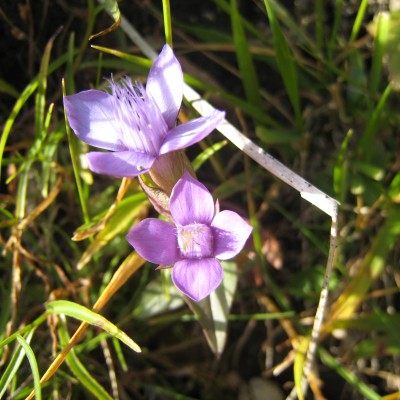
[63,45,225,178]
[126,172,253,301]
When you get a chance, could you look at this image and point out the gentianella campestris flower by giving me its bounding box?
[64,45,225,178]
[126,173,253,301]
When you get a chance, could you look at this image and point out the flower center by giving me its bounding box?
[177,223,214,259]
[110,78,168,155]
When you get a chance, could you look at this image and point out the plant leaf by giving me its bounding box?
[46,300,141,352]
[185,261,238,355]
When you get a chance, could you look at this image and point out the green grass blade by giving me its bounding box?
[315,0,324,53]
[74,192,147,269]
[330,205,400,323]
[0,315,47,350]
[16,335,42,400]
[35,28,59,139]
[262,0,317,53]
[333,129,353,204]
[0,52,72,181]
[319,348,381,400]
[0,81,37,182]
[209,261,238,354]
[91,45,152,68]
[327,0,344,60]
[46,300,141,352]
[263,0,302,128]
[350,0,369,42]
[62,79,90,223]
[230,0,262,108]
[40,103,56,198]
[358,83,391,160]
[0,329,35,399]
[162,0,173,47]
[192,140,227,171]
[58,317,114,400]
[0,79,19,97]
[213,0,272,45]
[369,12,390,96]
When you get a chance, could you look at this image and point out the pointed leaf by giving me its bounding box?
[46,300,141,352]
[184,261,238,355]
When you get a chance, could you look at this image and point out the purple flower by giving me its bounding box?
[126,172,253,301]
[63,45,225,178]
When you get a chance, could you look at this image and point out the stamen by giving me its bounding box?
[177,223,214,259]
[109,77,168,155]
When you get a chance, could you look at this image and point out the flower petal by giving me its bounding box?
[211,210,253,260]
[172,258,223,301]
[126,219,179,264]
[64,90,125,151]
[170,172,214,225]
[146,45,183,129]
[86,151,156,178]
[159,110,225,155]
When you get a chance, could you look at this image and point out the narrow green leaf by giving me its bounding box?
[75,193,147,269]
[327,0,343,60]
[352,160,385,181]
[16,335,42,400]
[255,126,300,145]
[62,79,90,223]
[214,0,273,45]
[46,300,141,352]
[162,0,173,47]
[330,205,400,322]
[0,314,47,350]
[185,261,238,355]
[58,317,114,400]
[388,172,400,202]
[379,10,400,90]
[333,129,353,203]
[192,140,228,171]
[369,12,390,95]
[0,52,72,181]
[293,337,309,400]
[209,261,238,353]
[350,0,369,42]
[315,0,324,53]
[0,330,35,399]
[263,0,302,128]
[133,272,184,320]
[112,337,128,372]
[0,79,19,97]
[35,27,60,138]
[91,45,152,68]
[319,348,381,400]
[358,83,391,160]
[231,0,262,108]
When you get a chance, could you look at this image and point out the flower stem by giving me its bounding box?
[162,0,173,47]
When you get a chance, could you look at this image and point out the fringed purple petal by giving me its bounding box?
[146,45,183,129]
[86,151,156,178]
[126,219,179,264]
[159,110,225,155]
[64,90,125,151]
[211,210,253,260]
[170,172,214,226]
[171,258,223,301]
[110,79,166,153]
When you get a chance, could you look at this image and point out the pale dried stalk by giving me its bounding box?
[105,11,340,400]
